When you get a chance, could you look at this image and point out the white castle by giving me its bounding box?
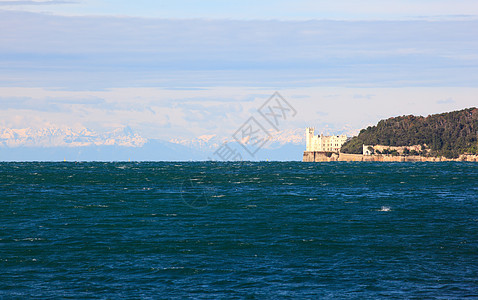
[306,127,348,153]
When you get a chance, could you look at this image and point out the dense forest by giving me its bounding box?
[340,108,478,158]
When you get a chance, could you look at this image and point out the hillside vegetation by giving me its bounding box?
[340,108,478,158]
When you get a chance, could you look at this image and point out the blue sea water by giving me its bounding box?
[0,162,477,299]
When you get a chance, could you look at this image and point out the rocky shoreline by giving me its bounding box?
[303,151,478,162]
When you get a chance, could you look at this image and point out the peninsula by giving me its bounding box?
[303,107,478,162]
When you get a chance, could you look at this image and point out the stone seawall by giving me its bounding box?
[302,151,338,162]
[303,151,478,162]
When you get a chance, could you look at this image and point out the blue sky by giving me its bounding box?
[2,0,478,20]
[1,0,477,148]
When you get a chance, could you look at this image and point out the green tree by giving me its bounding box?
[340,107,478,157]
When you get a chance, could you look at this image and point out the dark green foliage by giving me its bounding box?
[341,108,478,158]
[367,146,374,154]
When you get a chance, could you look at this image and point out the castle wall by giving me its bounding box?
[302,151,339,162]
[303,152,478,162]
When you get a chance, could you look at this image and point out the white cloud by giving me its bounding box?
[2,0,478,20]
[293,0,478,20]
[0,86,477,144]
[0,0,75,5]
[0,9,477,146]
[1,11,477,90]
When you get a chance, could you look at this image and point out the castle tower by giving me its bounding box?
[306,127,315,151]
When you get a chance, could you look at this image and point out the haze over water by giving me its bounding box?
[1,162,477,298]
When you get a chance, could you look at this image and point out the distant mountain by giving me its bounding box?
[0,125,206,161]
[0,125,304,161]
[170,134,228,152]
[169,128,305,161]
[341,107,478,158]
[0,125,146,148]
[170,128,305,152]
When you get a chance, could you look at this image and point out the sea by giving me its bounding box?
[0,162,477,299]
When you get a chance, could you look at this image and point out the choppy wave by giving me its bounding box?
[0,161,477,298]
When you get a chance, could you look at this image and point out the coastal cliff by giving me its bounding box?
[303,151,478,162]
[341,107,478,159]
[304,107,478,162]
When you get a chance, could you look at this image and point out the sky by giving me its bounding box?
[1,0,477,149]
[2,0,478,20]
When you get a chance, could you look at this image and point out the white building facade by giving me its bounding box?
[306,127,348,152]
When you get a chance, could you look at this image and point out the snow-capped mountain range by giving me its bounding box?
[0,124,306,150]
[170,128,306,151]
[0,125,308,161]
[0,125,147,148]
